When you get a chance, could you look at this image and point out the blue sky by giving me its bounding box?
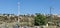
[0,0,60,15]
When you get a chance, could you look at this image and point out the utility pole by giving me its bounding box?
[47,7,53,27]
[18,0,20,23]
[15,0,20,28]
[50,7,53,22]
[50,7,52,15]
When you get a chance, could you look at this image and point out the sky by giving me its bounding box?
[0,0,60,15]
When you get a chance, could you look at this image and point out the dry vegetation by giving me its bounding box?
[0,14,60,26]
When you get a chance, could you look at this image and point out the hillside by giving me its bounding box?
[0,14,60,26]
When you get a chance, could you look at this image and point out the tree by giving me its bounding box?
[34,13,47,26]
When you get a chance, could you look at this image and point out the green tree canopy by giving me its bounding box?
[34,13,47,26]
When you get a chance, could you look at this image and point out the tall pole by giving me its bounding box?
[14,0,20,28]
[50,7,52,22]
[18,0,20,23]
[50,7,51,15]
[15,0,20,28]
